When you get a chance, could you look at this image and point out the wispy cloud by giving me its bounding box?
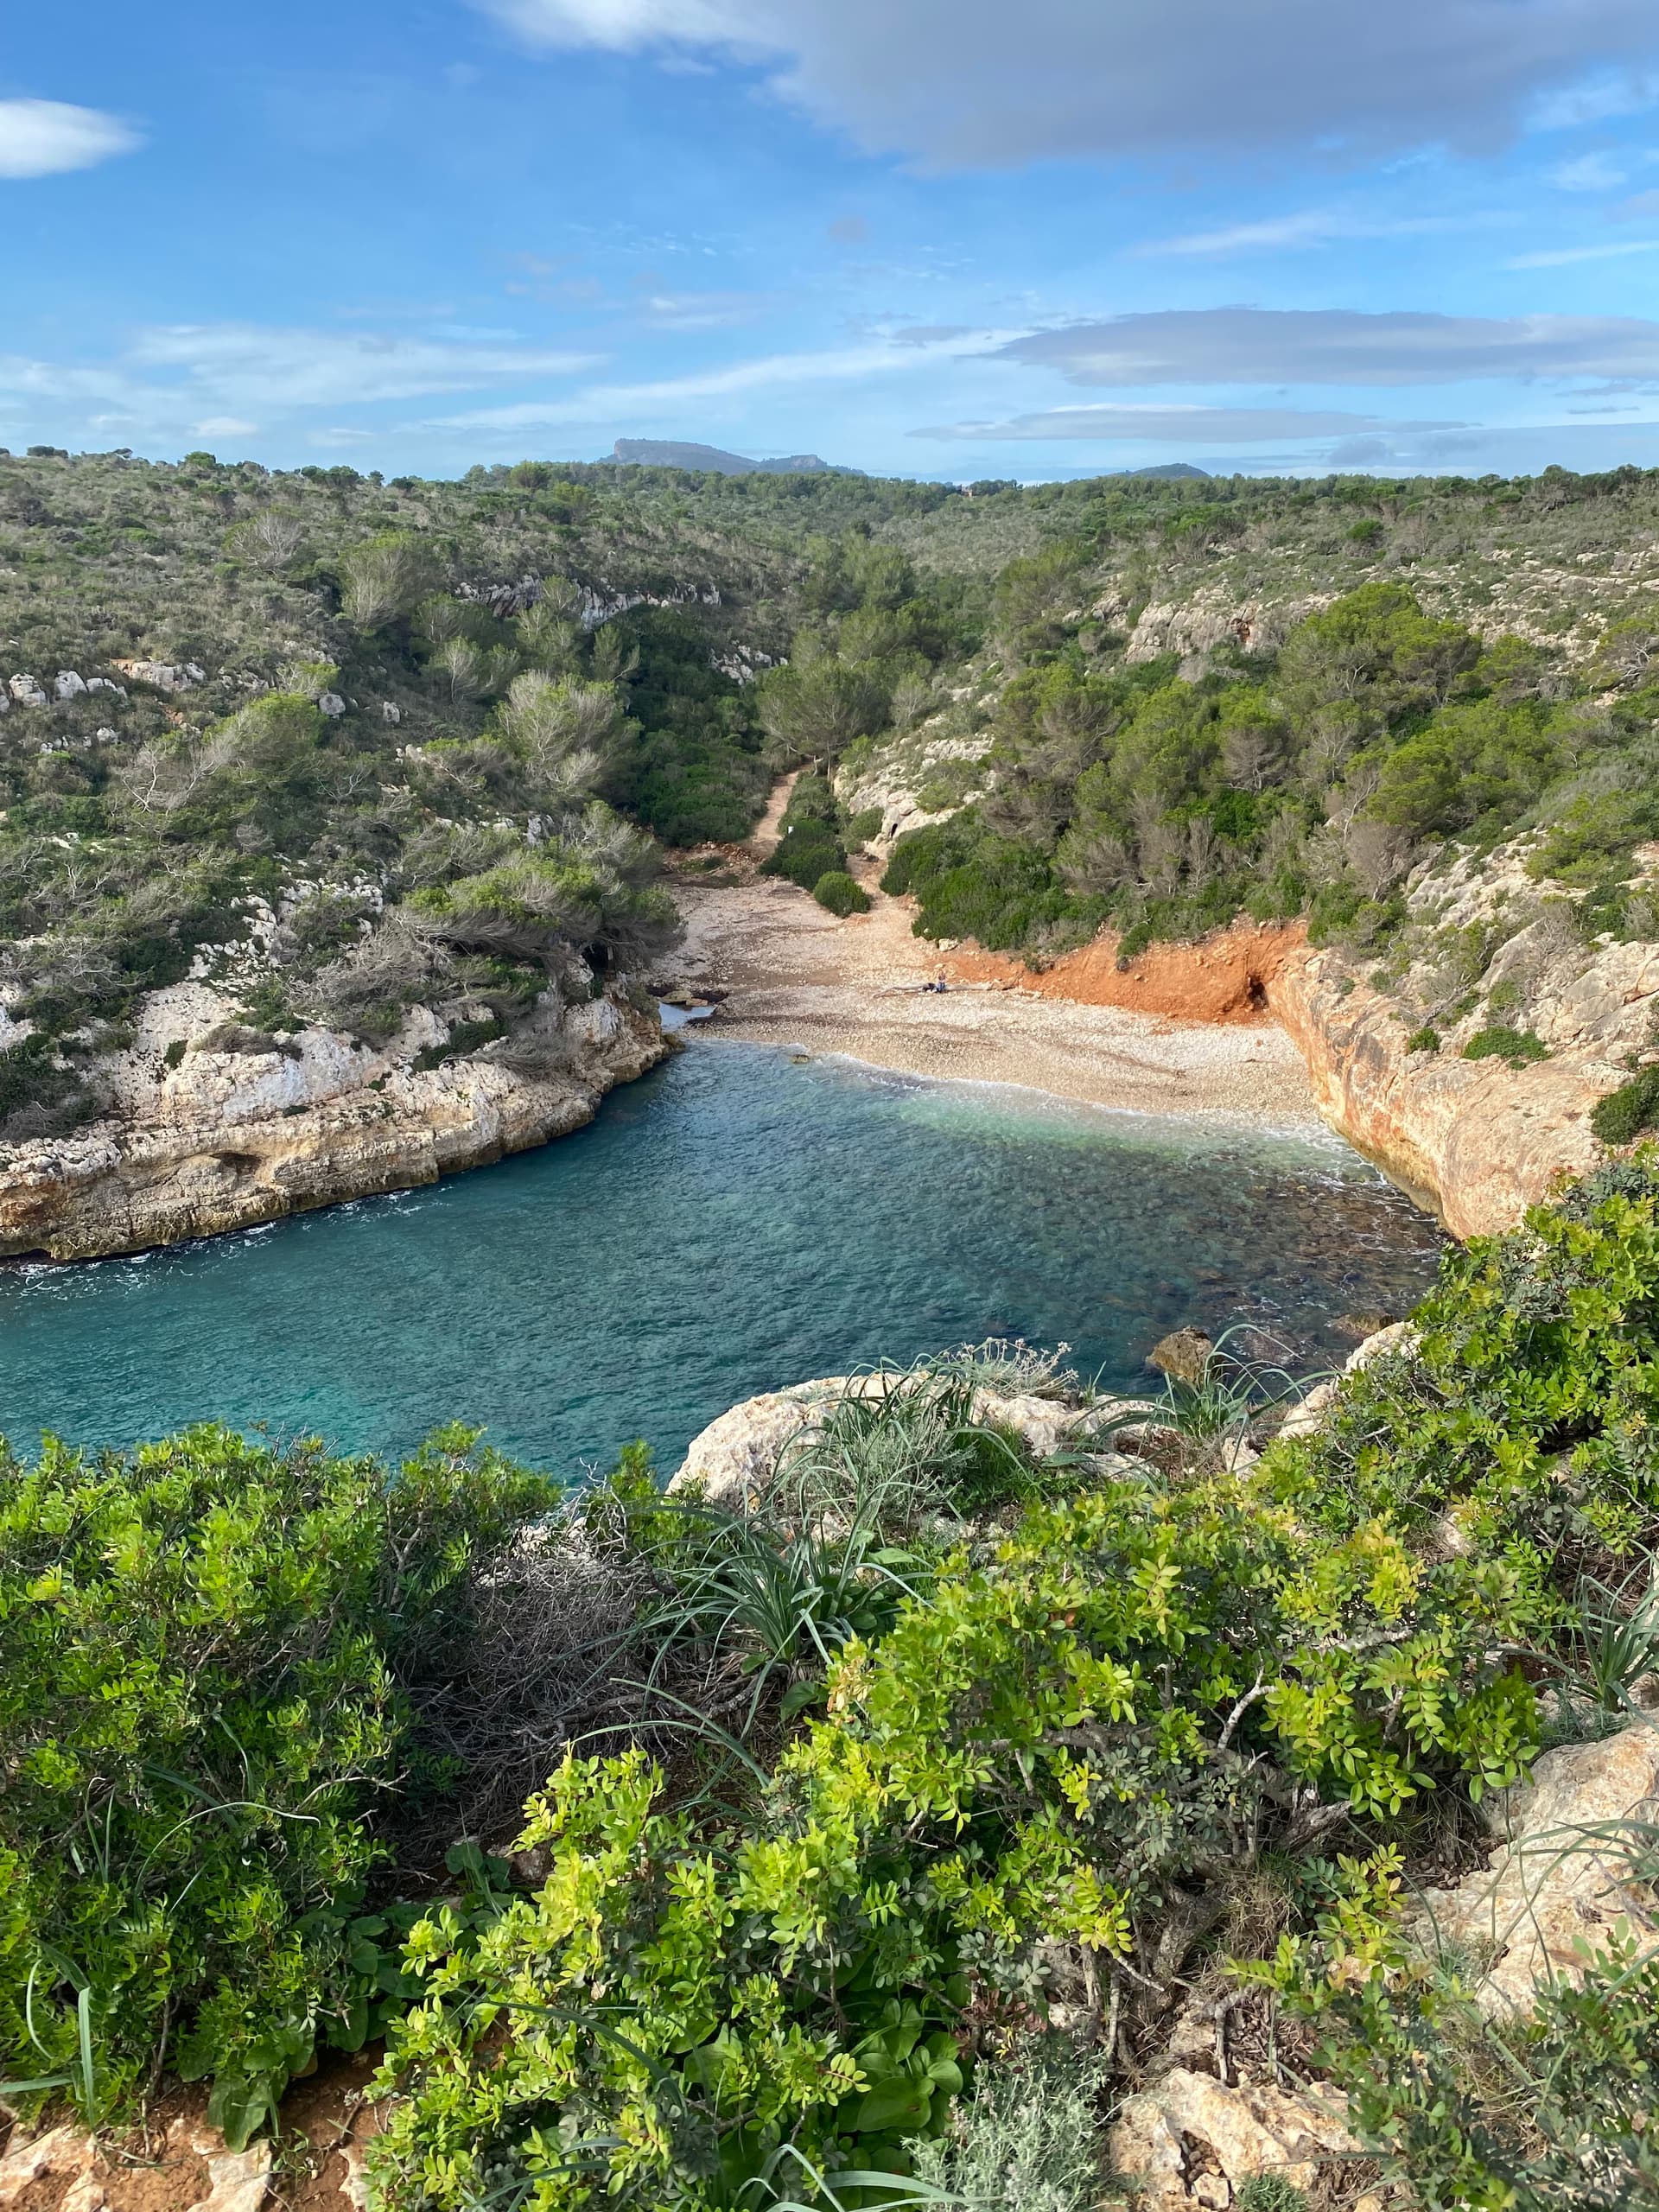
[1137,208,1508,257]
[998,308,1659,387]
[1548,151,1628,191]
[124,325,601,410]
[912,403,1465,443]
[0,99,142,181]
[429,329,1007,429]
[1504,238,1659,267]
[0,323,606,447]
[1530,71,1659,130]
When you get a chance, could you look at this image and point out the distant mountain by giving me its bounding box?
[610,439,861,477]
[1110,462,1211,480]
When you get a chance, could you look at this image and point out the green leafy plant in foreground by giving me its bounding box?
[371,1160,1659,2208]
[0,1421,556,2142]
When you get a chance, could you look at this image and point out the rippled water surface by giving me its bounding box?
[0,1039,1447,1477]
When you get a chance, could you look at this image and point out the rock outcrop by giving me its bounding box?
[1270,943,1650,1237]
[0,982,666,1262]
[1266,833,1659,1236]
[0,2114,270,2212]
[671,1372,1131,1507]
[1109,2068,1370,2210]
[1408,1722,1659,2014]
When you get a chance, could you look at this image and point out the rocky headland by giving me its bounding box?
[0,976,665,1262]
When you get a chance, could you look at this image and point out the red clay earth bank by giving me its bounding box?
[942,919,1307,1025]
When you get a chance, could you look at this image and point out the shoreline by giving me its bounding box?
[666,868,1326,1135]
[684,1028,1366,1156]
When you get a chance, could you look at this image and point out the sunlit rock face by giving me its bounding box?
[0,981,667,1262]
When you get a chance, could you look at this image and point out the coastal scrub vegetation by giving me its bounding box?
[12,453,1659,1145]
[877,574,1659,982]
[7,1158,1659,2209]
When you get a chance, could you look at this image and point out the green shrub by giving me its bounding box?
[1323,1933,1659,2209]
[813,869,871,916]
[411,1014,505,1071]
[764,828,842,889]
[844,806,883,848]
[0,1034,95,1141]
[0,1422,557,2141]
[1462,1025,1549,1066]
[912,2034,1106,2212]
[1406,1025,1441,1053]
[1235,2181,1311,2212]
[1592,1062,1659,1147]
[372,1750,972,2211]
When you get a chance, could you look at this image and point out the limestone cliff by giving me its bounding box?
[0,978,667,1262]
[1270,843,1659,1236]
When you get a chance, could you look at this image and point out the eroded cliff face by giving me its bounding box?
[0,979,667,1262]
[1271,903,1659,1238]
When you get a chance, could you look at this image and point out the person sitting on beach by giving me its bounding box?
[936,968,949,993]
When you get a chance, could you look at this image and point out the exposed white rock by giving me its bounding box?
[8,673,48,708]
[1408,1722,1659,2014]
[1125,591,1334,666]
[382,700,402,723]
[671,1373,1134,1507]
[1276,1322,1420,1441]
[0,976,666,1261]
[54,670,86,699]
[319,690,346,717]
[114,658,204,693]
[0,2114,271,2212]
[1109,2066,1366,2209]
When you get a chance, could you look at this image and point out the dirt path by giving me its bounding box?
[664,795,1322,1131]
[749,769,798,860]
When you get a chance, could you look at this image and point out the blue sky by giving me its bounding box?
[9,1,1659,479]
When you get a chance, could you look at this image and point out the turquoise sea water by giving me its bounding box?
[0,1039,1446,1480]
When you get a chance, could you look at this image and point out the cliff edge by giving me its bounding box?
[0,976,666,1262]
[1270,841,1659,1237]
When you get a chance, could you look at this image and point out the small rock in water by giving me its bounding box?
[1147,1326,1213,1384]
[1333,1306,1402,1340]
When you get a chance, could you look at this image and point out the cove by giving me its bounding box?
[0,1039,1446,1479]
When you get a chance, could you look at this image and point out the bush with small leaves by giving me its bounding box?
[0,1422,557,2143]
[813,869,872,916]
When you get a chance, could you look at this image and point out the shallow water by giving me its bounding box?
[0,1039,1446,1479]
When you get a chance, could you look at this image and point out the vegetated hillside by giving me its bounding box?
[611,437,861,475]
[8,1160,1659,2209]
[0,448,965,1146]
[10,448,1659,1161]
[833,469,1659,1156]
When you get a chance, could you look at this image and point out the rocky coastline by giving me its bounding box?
[0,978,667,1262]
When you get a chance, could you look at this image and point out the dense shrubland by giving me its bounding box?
[875,576,1659,986]
[7,1160,1659,2206]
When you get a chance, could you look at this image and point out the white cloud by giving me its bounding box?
[1506,238,1659,267]
[124,325,601,410]
[0,99,142,180]
[998,308,1659,387]
[1138,208,1508,257]
[1530,73,1659,130]
[0,323,606,449]
[430,328,1006,429]
[474,0,1659,168]
[1548,151,1629,190]
[913,404,1465,443]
